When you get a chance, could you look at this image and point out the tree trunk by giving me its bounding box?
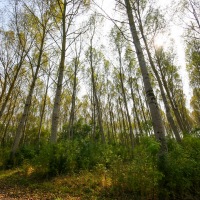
[118,97,128,145]
[118,47,134,147]
[108,98,117,142]
[129,78,143,137]
[135,81,150,135]
[38,71,50,145]
[11,29,46,156]
[0,54,27,120]
[156,55,188,133]
[50,0,67,143]
[68,58,78,139]
[124,0,167,152]
[119,72,134,147]
[89,45,105,143]
[137,17,181,142]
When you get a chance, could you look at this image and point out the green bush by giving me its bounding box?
[8,145,37,167]
[163,136,200,199]
[110,137,162,199]
[1,134,200,199]
[31,139,131,176]
[31,140,80,176]
[0,147,10,170]
[61,118,91,140]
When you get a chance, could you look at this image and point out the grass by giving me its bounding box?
[0,167,133,200]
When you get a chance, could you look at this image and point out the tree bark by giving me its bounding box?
[89,45,105,143]
[11,29,46,156]
[129,78,143,137]
[0,53,28,120]
[136,13,181,142]
[50,0,67,143]
[38,71,50,145]
[156,54,188,133]
[124,0,167,152]
[117,46,134,147]
[68,58,78,139]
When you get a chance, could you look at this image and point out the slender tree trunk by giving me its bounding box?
[118,48,134,147]
[50,0,67,143]
[135,81,149,132]
[0,16,33,120]
[156,55,188,133]
[111,109,117,140]
[38,72,50,145]
[117,109,124,144]
[118,97,129,144]
[108,99,117,142]
[120,77,134,147]
[90,89,96,140]
[129,78,143,137]
[117,100,126,145]
[124,0,167,152]
[108,97,114,141]
[137,18,181,142]
[68,58,78,139]
[0,73,8,104]
[1,99,14,146]
[106,114,111,143]
[89,45,105,143]
[11,30,46,156]
[0,54,27,120]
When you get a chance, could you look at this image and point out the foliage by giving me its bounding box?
[31,141,80,176]
[0,147,10,170]
[110,136,162,199]
[164,136,200,198]
[1,135,200,199]
[26,139,130,177]
[61,118,91,140]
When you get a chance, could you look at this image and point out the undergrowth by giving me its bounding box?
[0,135,200,199]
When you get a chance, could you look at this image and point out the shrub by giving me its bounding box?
[110,137,162,199]
[8,145,37,167]
[32,140,80,176]
[164,136,200,199]
[0,147,10,170]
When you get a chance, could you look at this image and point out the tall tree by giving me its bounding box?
[155,48,190,133]
[50,0,83,143]
[0,6,34,120]
[123,0,167,152]
[111,26,134,147]
[11,0,51,156]
[68,43,82,139]
[131,1,181,142]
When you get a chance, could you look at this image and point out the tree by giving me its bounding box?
[131,0,181,142]
[50,0,83,143]
[0,8,34,120]
[110,26,134,147]
[68,40,83,139]
[11,0,52,156]
[155,47,191,133]
[123,0,167,152]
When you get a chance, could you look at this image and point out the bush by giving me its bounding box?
[5,145,38,168]
[1,134,200,199]
[31,140,80,176]
[30,139,131,177]
[110,137,162,199]
[165,136,200,199]
[0,147,10,170]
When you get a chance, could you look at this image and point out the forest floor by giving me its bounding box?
[0,168,133,200]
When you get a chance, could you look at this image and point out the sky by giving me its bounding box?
[97,0,191,107]
[157,0,191,107]
[0,0,191,107]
